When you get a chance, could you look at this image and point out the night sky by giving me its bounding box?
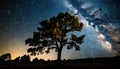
[0,0,120,60]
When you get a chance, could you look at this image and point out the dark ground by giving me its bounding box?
[0,56,120,69]
[0,63,120,69]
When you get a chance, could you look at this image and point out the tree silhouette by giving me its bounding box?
[20,55,30,63]
[0,53,11,61]
[33,58,39,63]
[14,56,20,61]
[25,12,85,61]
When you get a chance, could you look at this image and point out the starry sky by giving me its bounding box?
[0,0,120,60]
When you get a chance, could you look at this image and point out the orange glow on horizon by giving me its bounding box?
[10,45,57,61]
[0,40,57,61]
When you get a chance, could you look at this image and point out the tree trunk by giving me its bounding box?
[57,48,62,61]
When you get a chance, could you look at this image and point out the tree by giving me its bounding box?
[32,58,39,63]
[0,53,11,61]
[14,56,20,61]
[20,55,30,62]
[25,12,85,61]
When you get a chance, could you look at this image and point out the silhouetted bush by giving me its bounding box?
[33,58,39,63]
[20,55,30,63]
[0,53,11,61]
[39,59,45,63]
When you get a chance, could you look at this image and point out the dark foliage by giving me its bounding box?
[0,53,11,61]
[20,55,30,63]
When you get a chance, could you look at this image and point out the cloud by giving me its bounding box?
[100,23,120,42]
[97,34,105,40]
[63,0,78,14]
[79,2,115,53]
[62,0,117,58]
[100,23,120,54]
[81,2,93,9]
[81,1,102,21]
[96,33,112,52]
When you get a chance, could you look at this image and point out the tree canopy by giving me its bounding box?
[0,53,11,61]
[25,12,85,60]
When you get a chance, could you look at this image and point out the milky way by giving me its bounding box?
[0,0,120,60]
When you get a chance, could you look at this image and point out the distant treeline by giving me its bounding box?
[65,56,120,63]
[0,55,120,65]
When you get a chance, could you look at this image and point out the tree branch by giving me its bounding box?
[56,42,59,50]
